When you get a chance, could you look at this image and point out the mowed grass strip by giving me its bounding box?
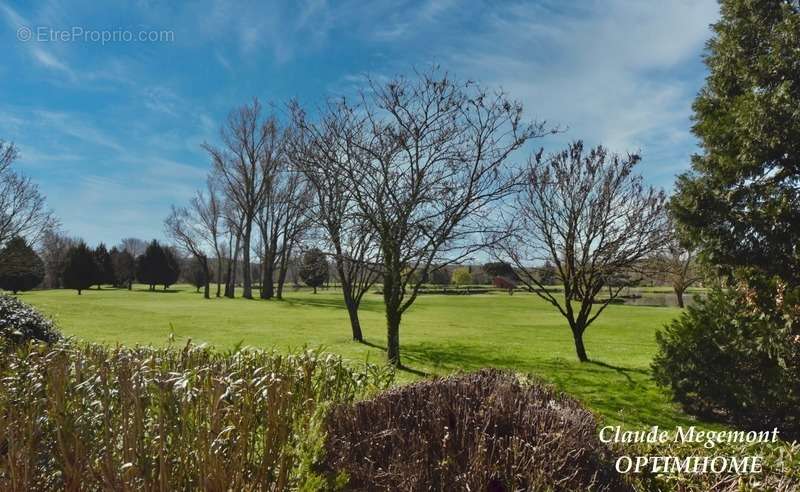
[19,284,713,429]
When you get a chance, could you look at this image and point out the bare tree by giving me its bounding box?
[290,101,381,342]
[118,237,148,258]
[254,157,311,300]
[325,69,551,366]
[203,99,280,299]
[494,141,669,362]
[221,199,245,298]
[38,227,76,289]
[655,218,703,308]
[0,141,56,246]
[164,206,213,299]
[192,178,224,297]
[0,140,17,174]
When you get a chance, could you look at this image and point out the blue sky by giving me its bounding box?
[1,0,720,246]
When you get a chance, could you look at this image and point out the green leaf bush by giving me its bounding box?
[652,284,800,440]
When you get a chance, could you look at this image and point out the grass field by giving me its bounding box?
[18,284,714,430]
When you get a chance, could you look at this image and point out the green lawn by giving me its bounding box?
[19,284,713,430]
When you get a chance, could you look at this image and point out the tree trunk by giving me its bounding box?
[345,297,364,342]
[226,235,241,298]
[241,223,253,299]
[77,289,82,295]
[203,281,210,299]
[572,326,589,362]
[128,281,132,291]
[215,256,222,297]
[261,257,274,299]
[386,308,401,366]
[675,287,685,308]
[276,242,292,300]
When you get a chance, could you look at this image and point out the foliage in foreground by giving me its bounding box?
[321,369,630,491]
[0,341,393,490]
[622,439,800,492]
[652,283,800,441]
[0,294,60,346]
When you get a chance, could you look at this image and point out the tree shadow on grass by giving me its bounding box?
[360,339,430,377]
[282,296,384,313]
[402,342,533,374]
[390,343,704,429]
[132,288,181,293]
[585,360,648,385]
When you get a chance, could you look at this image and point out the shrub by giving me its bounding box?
[451,267,472,287]
[0,341,393,490]
[321,369,630,491]
[299,248,329,294]
[0,294,60,346]
[652,284,800,440]
[622,439,800,492]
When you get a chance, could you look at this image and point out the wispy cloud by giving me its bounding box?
[440,0,718,184]
[0,1,79,81]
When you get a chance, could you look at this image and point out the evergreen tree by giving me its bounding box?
[136,240,180,291]
[0,236,45,294]
[299,248,328,294]
[671,0,800,284]
[62,241,97,295]
[162,246,181,290]
[92,243,114,289]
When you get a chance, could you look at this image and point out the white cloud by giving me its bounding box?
[440,0,718,184]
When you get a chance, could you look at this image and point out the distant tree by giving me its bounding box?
[299,248,328,294]
[163,247,181,289]
[494,142,669,362]
[203,99,280,300]
[110,247,135,290]
[452,267,472,288]
[136,240,180,291]
[193,178,224,297]
[165,205,212,298]
[62,241,97,295]
[538,261,557,286]
[428,267,450,287]
[38,228,74,288]
[655,220,703,308]
[92,243,114,289]
[482,262,518,281]
[187,257,208,293]
[0,236,45,294]
[119,237,147,258]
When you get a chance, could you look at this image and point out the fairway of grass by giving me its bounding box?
[19,284,713,430]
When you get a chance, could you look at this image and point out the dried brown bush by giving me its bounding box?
[321,369,630,491]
